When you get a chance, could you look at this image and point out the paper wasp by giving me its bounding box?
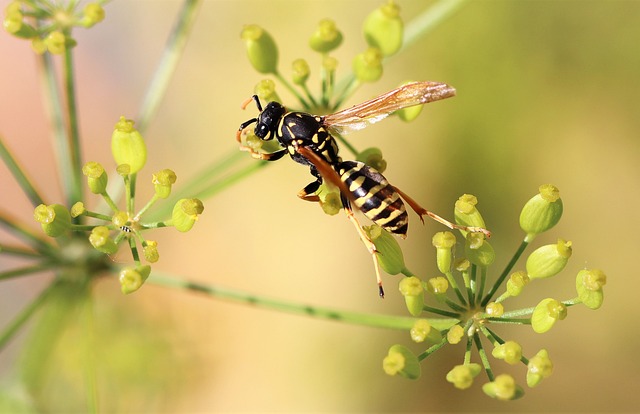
[237,81,489,297]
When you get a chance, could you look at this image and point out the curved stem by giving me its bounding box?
[0,134,45,207]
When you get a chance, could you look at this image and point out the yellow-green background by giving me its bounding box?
[1,0,637,412]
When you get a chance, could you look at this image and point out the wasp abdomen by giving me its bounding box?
[338,161,408,237]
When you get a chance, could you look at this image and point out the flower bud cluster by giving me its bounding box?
[33,116,204,294]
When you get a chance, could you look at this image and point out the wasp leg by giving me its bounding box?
[236,128,288,161]
[297,180,322,202]
[393,186,491,237]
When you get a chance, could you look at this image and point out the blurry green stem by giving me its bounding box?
[150,273,459,331]
[0,134,45,207]
[0,263,52,281]
[0,210,54,256]
[274,70,311,110]
[474,331,495,381]
[0,280,59,351]
[63,46,83,207]
[481,240,529,306]
[137,0,203,132]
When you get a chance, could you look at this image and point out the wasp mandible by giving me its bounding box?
[237,81,489,297]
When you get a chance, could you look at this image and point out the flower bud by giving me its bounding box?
[363,1,403,57]
[152,169,177,199]
[454,194,486,237]
[532,298,567,333]
[45,31,67,54]
[492,341,522,365]
[111,116,147,174]
[112,211,129,228]
[426,276,449,296]
[291,59,310,85]
[485,301,504,317]
[318,183,342,216]
[70,202,85,218]
[80,3,105,28]
[398,276,424,316]
[309,19,343,53]
[353,47,383,83]
[241,25,278,74]
[172,198,204,232]
[4,8,37,38]
[89,226,117,254]
[526,239,572,280]
[363,225,408,275]
[34,204,71,237]
[432,231,456,274]
[119,265,151,294]
[446,363,481,390]
[410,319,431,343]
[254,79,279,103]
[464,233,495,267]
[143,241,159,263]
[506,270,530,296]
[482,374,523,401]
[447,324,464,344]
[382,344,420,379]
[82,161,108,194]
[576,269,606,310]
[356,147,387,173]
[527,349,553,387]
[520,184,563,241]
[31,37,47,54]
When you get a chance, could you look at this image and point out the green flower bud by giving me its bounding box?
[506,270,530,296]
[454,258,470,272]
[363,224,408,275]
[70,202,85,218]
[396,81,424,122]
[454,194,486,237]
[464,233,495,267]
[152,169,177,199]
[119,265,151,294]
[81,3,105,28]
[520,184,563,242]
[532,298,567,333]
[34,204,71,237]
[309,19,343,53]
[410,319,431,343]
[45,31,67,55]
[241,24,278,74]
[356,147,387,173]
[4,9,37,38]
[353,47,383,83]
[89,226,117,254]
[323,56,338,72]
[82,161,108,194]
[111,116,147,174]
[172,198,204,232]
[426,276,448,296]
[482,374,524,401]
[492,341,522,365]
[143,241,159,263]
[318,183,342,216]
[432,231,456,274]
[526,239,572,280]
[398,276,424,316]
[254,79,279,103]
[363,0,403,57]
[526,349,553,387]
[446,363,481,390]
[291,58,310,85]
[576,269,606,310]
[382,344,420,379]
[485,301,504,317]
[446,324,464,344]
[112,211,129,228]
[31,37,47,54]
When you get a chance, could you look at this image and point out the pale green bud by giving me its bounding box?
[172,198,204,232]
[446,363,481,390]
[309,19,343,53]
[353,47,383,83]
[526,239,572,279]
[111,116,147,174]
[382,344,420,379]
[34,204,71,237]
[363,1,403,57]
[241,25,278,74]
[520,184,563,241]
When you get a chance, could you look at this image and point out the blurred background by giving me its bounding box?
[1,0,638,412]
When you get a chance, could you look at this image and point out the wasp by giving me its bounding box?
[237,81,489,297]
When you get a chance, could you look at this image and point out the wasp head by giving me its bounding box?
[255,101,286,139]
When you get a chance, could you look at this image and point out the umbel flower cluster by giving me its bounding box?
[377,185,607,400]
[33,117,204,293]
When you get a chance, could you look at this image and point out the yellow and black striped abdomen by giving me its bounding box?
[338,161,408,237]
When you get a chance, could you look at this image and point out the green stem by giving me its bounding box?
[473,331,494,381]
[134,194,159,221]
[444,270,467,306]
[63,45,83,207]
[149,273,458,331]
[422,305,460,319]
[136,0,203,133]
[333,132,359,157]
[0,263,53,281]
[481,239,529,306]
[0,209,55,256]
[0,134,45,207]
[0,280,59,351]
[417,337,448,361]
[82,294,99,414]
[486,317,531,325]
[274,71,311,110]
[0,244,40,258]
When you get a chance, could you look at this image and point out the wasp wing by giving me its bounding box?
[323,81,455,135]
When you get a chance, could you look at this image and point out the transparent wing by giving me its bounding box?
[323,81,456,135]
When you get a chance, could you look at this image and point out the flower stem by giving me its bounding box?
[417,337,448,361]
[136,0,203,133]
[474,331,494,381]
[0,134,45,207]
[149,272,459,331]
[481,239,529,306]
[63,46,84,207]
[0,263,53,281]
[0,210,55,256]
